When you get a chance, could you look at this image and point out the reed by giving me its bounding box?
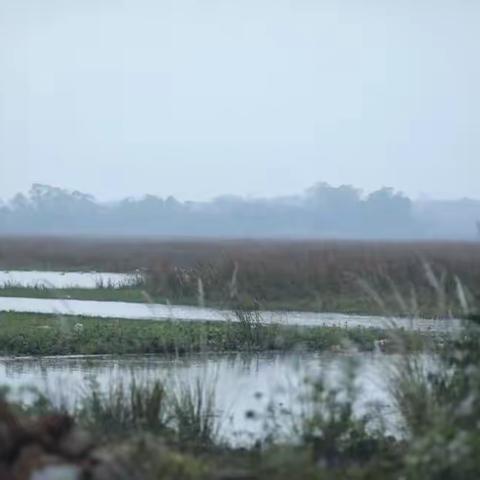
[1,237,478,316]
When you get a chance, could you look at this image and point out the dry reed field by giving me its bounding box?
[0,236,479,315]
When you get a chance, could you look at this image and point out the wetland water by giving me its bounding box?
[0,270,139,289]
[0,271,443,444]
[0,352,406,444]
[0,295,462,331]
[0,270,462,331]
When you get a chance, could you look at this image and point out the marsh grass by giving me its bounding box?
[1,237,479,316]
[293,359,383,469]
[233,306,264,349]
[389,322,480,479]
[78,378,171,435]
[172,378,218,448]
[16,375,220,448]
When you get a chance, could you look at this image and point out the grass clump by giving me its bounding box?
[387,317,480,479]
[78,379,170,436]
[172,379,218,448]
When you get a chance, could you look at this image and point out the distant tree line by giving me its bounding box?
[0,183,478,239]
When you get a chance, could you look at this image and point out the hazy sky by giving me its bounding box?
[0,0,478,202]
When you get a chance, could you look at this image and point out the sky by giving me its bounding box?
[0,0,479,202]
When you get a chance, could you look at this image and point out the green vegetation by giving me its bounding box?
[0,285,152,303]
[6,317,480,479]
[76,379,172,437]
[0,311,427,356]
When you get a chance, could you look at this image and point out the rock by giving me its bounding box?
[57,428,93,459]
[0,401,145,480]
[26,414,73,451]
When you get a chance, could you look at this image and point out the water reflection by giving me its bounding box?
[0,352,407,444]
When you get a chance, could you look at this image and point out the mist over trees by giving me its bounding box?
[0,183,478,239]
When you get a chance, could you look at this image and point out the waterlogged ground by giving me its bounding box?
[0,351,405,445]
[0,270,444,447]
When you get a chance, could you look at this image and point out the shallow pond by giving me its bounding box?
[0,352,411,444]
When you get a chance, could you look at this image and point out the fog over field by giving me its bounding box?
[1,1,479,236]
[0,183,479,239]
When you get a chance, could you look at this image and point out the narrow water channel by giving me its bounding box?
[0,270,462,331]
